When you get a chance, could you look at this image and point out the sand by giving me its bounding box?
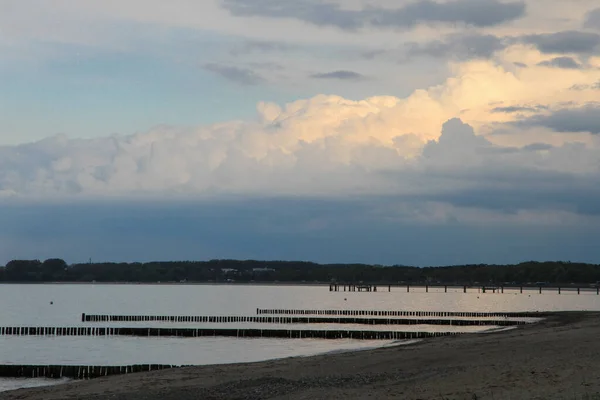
[2,312,599,400]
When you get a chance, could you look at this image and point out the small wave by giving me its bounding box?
[315,339,423,357]
[479,326,518,334]
[0,377,71,393]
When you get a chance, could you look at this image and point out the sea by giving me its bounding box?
[0,283,599,392]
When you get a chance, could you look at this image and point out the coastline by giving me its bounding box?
[2,312,599,400]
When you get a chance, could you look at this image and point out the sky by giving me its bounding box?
[1,0,600,266]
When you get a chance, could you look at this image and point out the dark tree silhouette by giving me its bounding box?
[1,259,599,285]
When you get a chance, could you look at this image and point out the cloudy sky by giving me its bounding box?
[1,0,600,266]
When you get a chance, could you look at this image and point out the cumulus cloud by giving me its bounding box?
[2,56,600,229]
[221,0,526,30]
[421,118,494,164]
[309,70,367,80]
[1,98,599,208]
[203,63,265,85]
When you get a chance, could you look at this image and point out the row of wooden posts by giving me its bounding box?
[0,364,184,379]
[256,309,545,318]
[1,307,539,381]
[81,314,528,326]
[329,283,600,294]
[0,326,458,340]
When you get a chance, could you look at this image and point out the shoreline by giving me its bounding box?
[3,312,599,399]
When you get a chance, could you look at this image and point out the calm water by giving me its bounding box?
[0,283,599,392]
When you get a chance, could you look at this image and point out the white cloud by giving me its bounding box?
[0,97,598,200]
[1,50,600,230]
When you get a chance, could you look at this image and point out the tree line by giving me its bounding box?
[1,259,600,285]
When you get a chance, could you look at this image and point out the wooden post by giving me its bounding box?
[388,285,391,292]
[539,286,542,294]
[578,287,580,295]
[558,287,561,294]
[444,285,447,293]
[501,287,504,294]
[520,287,522,294]
[463,285,467,293]
[407,285,410,292]
[426,285,428,293]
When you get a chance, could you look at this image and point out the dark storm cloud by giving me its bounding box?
[537,56,583,69]
[386,165,600,216]
[520,31,600,54]
[203,63,266,85]
[2,194,600,267]
[310,70,367,80]
[515,104,600,134]
[221,0,526,30]
[419,180,600,215]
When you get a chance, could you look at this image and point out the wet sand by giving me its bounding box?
[2,312,599,400]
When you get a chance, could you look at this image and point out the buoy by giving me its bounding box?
[50,301,54,305]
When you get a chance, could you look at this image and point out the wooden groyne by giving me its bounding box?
[0,326,459,340]
[81,314,527,326]
[0,364,184,379]
[256,309,546,318]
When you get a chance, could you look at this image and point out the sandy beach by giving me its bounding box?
[2,312,599,400]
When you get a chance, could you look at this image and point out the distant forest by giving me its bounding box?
[1,259,600,285]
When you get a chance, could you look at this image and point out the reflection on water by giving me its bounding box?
[0,283,597,327]
[0,336,401,366]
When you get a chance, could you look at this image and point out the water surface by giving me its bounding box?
[0,283,598,392]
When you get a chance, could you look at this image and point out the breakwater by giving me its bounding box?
[81,313,527,326]
[0,364,184,379]
[255,309,545,318]
[0,326,457,340]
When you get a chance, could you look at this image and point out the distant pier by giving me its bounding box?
[329,283,599,294]
[81,313,528,326]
